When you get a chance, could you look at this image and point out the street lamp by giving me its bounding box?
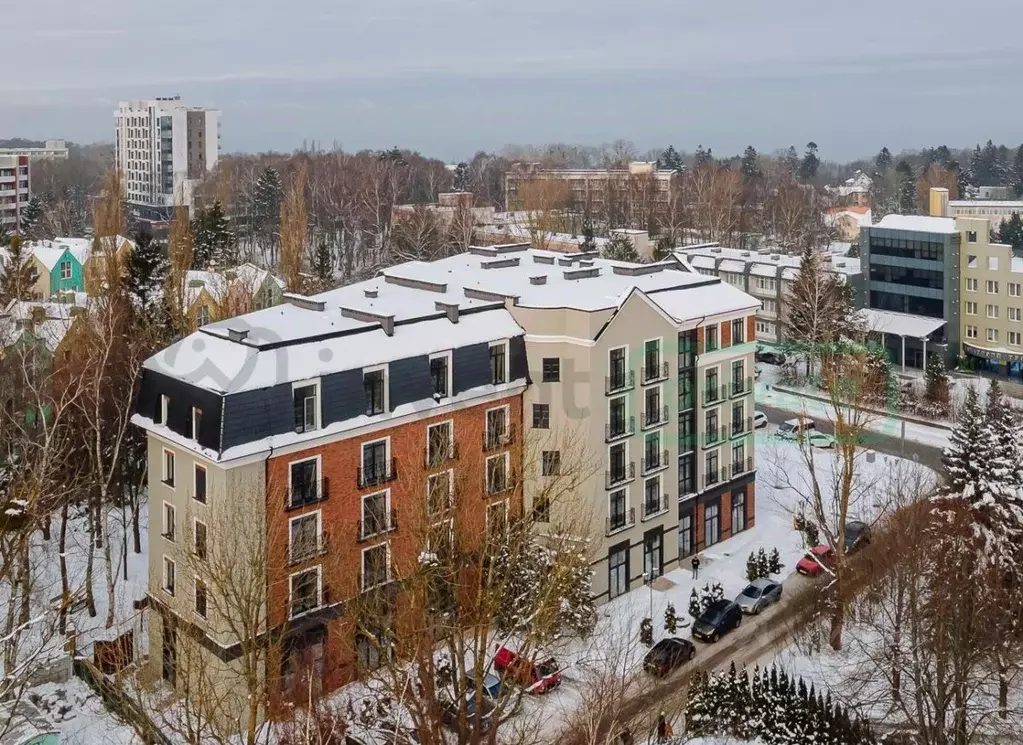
[643,570,653,622]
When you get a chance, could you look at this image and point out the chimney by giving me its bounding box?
[340,306,395,336]
[227,328,249,342]
[529,275,547,285]
[364,288,379,298]
[435,301,459,323]
[929,187,950,218]
[283,293,326,312]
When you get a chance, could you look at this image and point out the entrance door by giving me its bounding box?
[679,511,694,558]
[161,622,177,686]
[608,543,629,599]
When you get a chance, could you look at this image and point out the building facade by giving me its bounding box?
[0,140,69,160]
[0,155,30,232]
[948,199,1023,228]
[504,161,673,216]
[859,214,961,368]
[677,244,864,346]
[115,98,221,223]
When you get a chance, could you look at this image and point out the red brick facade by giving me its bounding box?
[265,394,523,698]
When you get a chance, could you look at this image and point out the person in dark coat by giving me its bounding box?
[619,727,633,745]
[691,555,701,579]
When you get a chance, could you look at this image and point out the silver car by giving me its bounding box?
[735,578,783,615]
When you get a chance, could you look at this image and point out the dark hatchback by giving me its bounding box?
[692,599,743,642]
[643,637,696,676]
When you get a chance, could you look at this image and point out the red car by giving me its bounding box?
[796,545,835,576]
[493,647,562,694]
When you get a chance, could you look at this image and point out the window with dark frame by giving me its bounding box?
[542,357,560,382]
[486,454,509,494]
[194,465,207,503]
[731,489,747,533]
[361,491,388,537]
[293,384,317,432]
[609,396,627,437]
[163,557,176,595]
[191,407,202,440]
[706,451,719,485]
[427,471,452,514]
[490,343,507,385]
[542,450,561,476]
[731,318,744,345]
[163,503,175,540]
[645,386,661,425]
[194,521,207,560]
[644,476,661,515]
[733,441,745,473]
[427,422,453,465]
[195,578,208,619]
[290,568,320,617]
[289,459,320,507]
[162,450,175,486]
[364,370,386,415]
[291,514,320,562]
[644,340,660,379]
[362,545,388,590]
[430,356,449,398]
[362,441,388,485]
[609,489,627,531]
[532,404,550,429]
[486,407,508,448]
[705,324,719,352]
[609,347,627,388]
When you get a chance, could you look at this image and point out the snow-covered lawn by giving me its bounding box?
[22,679,140,745]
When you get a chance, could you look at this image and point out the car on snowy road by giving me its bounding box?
[493,647,562,694]
[796,545,835,576]
[808,432,836,449]
[753,412,769,430]
[735,578,783,615]
[692,599,743,642]
[643,637,696,676]
[843,520,872,553]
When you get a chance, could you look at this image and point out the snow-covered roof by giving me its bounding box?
[147,307,525,395]
[0,297,86,351]
[719,259,745,273]
[824,208,873,228]
[644,282,759,322]
[857,308,945,339]
[674,245,861,277]
[185,263,284,307]
[476,224,611,249]
[874,215,958,234]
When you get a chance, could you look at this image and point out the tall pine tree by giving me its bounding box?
[19,196,43,240]
[191,200,235,269]
[126,226,167,310]
[797,142,821,182]
[895,160,917,213]
[660,145,685,173]
[996,212,1023,251]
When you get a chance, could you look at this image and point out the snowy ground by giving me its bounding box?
[502,442,930,741]
[21,679,140,745]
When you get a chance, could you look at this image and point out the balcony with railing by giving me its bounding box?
[606,507,636,536]
[731,377,753,397]
[641,405,669,430]
[642,493,670,520]
[642,361,669,385]
[483,425,516,451]
[731,457,754,476]
[703,385,727,406]
[702,426,727,448]
[641,450,670,475]
[731,417,752,438]
[358,460,398,489]
[358,509,398,542]
[605,416,635,443]
[678,434,696,453]
[287,478,330,510]
[605,370,635,395]
[425,442,459,468]
[605,462,636,489]
[703,468,722,490]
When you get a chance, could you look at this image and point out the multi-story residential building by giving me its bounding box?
[376,245,760,600]
[505,161,673,217]
[677,243,864,345]
[827,170,872,208]
[0,140,69,161]
[134,279,528,712]
[115,97,221,223]
[132,244,759,717]
[948,199,1023,228]
[0,155,30,232]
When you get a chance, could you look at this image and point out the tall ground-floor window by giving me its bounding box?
[608,542,629,599]
[705,502,720,547]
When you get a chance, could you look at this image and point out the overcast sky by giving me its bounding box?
[5,0,1023,162]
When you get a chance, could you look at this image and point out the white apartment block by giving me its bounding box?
[948,200,1023,228]
[676,244,864,345]
[0,155,31,231]
[0,140,68,160]
[115,97,221,221]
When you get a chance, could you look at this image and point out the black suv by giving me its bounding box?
[643,637,696,676]
[692,599,743,642]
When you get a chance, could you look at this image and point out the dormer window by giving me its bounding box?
[190,407,202,440]
[157,394,169,425]
[293,380,320,434]
[364,368,387,416]
[430,353,451,399]
[197,304,210,327]
[489,341,508,385]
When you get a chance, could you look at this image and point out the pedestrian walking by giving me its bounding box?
[656,711,669,743]
[691,555,701,580]
[620,726,633,745]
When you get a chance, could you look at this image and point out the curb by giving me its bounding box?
[768,384,954,432]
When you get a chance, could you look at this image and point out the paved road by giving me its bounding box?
[755,402,944,470]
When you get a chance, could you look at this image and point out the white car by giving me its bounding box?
[753,412,769,430]
[777,417,816,440]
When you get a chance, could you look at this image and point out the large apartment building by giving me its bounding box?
[504,161,674,217]
[0,155,30,232]
[677,244,864,346]
[0,140,69,161]
[115,97,221,223]
[132,244,760,714]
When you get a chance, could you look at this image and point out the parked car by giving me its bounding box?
[844,520,872,553]
[796,545,835,576]
[753,411,769,430]
[467,671,504,700]
[777,417,816,440]
[756,350,787,366]
[735,578,783,615]
[442,693,495,733]
[643,637,696,676]
[692,599,743,642]
[493,646,562,694]
[808,432,836,449]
